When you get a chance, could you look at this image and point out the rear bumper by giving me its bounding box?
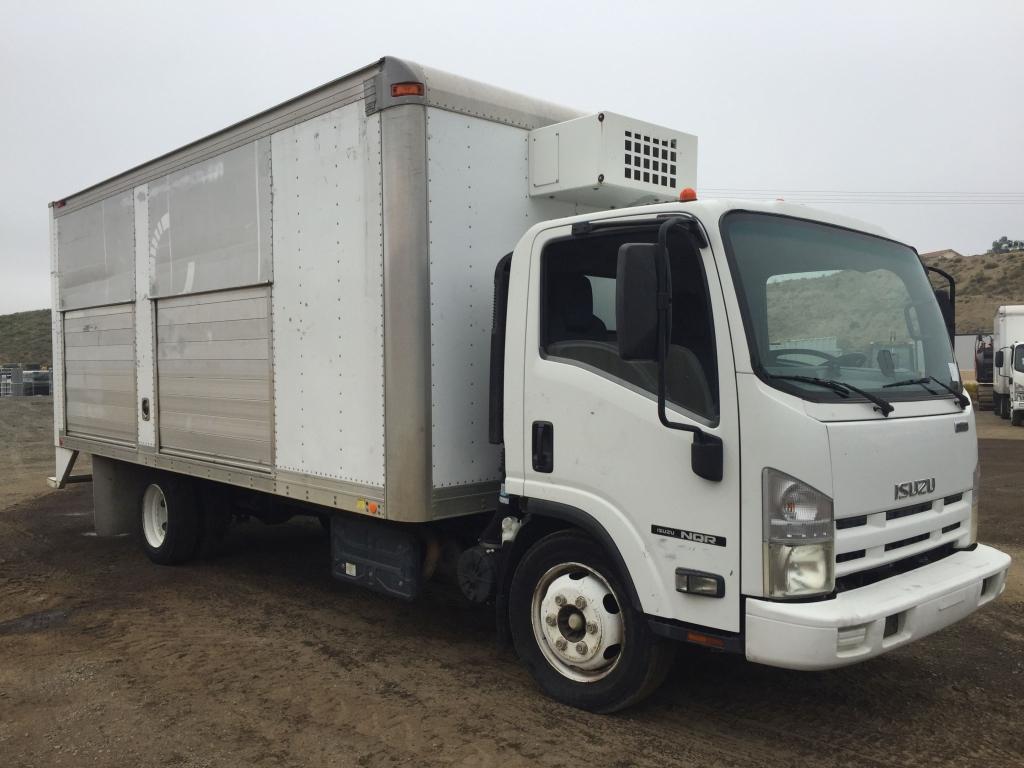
[745,544,1011,670]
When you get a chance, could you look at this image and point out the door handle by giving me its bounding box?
[532,421,553,473]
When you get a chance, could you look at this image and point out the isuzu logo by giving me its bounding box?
[894,478,935,500]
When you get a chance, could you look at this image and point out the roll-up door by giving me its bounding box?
[63,304,137,443]
[156,285,272,466]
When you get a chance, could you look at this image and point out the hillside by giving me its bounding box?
[0,309,51,367]
[920,250,1024,334]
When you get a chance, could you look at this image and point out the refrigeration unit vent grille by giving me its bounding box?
[623,130,678,189]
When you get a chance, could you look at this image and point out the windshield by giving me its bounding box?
[722,212,958,401]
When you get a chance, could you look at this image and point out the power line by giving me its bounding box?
[700,187,1024,205]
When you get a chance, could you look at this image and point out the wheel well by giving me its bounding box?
[495,500,644,643]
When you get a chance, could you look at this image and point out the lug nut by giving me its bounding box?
[554,595,566,606]
[575,596,587,610]
[576,642,588,655]
[586,622,597,635]
[545,614,557,627]
[555,638,567,651]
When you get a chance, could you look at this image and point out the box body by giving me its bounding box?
[993,305,1024,398]
[49,57,601,522]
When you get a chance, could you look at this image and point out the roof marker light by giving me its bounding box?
[679,187,698,202]
[391,82,424,97]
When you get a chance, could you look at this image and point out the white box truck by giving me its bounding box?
[48,57,1010,712]
[992,305,1024,421]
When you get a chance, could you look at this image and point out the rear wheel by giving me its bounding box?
[139,475,201,565]
[509,530,672,712]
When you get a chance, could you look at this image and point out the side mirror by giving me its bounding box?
[995,350,1005,369]
[691,431,724,482]
[933,289,954,339]
[616,243,663,360]
[903,305,921,340]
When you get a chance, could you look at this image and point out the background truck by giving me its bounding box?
[974,334,994,410]
[48,57,1010,712]
[992,306,1024,419]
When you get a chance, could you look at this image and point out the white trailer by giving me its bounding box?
[992,305,1024,421]
[49,57,1010,712]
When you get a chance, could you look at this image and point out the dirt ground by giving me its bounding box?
[0,398,1021,768]
[975,407,1024,441]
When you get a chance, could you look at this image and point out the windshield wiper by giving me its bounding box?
[883,376,968,409]
[769,375,894,417]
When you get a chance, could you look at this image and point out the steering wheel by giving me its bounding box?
[832,352,867,367]
[766,349,868,369]
[766,348,838,366]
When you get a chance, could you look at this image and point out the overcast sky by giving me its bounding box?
[1,0,1021,314]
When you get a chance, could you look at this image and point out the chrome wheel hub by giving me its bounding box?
[142,484,169,548]
[531,562,624,682]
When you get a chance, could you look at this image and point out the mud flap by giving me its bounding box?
[331,516,422,600]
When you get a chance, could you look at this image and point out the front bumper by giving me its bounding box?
[745,544,1011,670]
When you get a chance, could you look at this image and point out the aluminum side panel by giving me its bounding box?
[424,108,589,491]
[63,303,137,444]
[148,140,272,298]
[54,60,382,216]
[271,104,386,489]
[155,286,272,466]
[56,191,135,311]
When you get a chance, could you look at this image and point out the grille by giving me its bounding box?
[833,491,971,581]
[623,130,677,188]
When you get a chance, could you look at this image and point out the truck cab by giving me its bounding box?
[991,305,1024,419]
[998,342,1024,425]
[493,197,1010,707]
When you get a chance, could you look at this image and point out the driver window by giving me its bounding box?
[540,230,719,421]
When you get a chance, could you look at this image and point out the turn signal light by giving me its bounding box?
[391,82,424,97]
[686,631,725,649]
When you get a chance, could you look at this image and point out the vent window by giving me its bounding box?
[624,130,677,189]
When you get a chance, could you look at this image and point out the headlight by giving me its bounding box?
[969,462,980,544]
[763,468,834,598]
[1014,384,1024,398]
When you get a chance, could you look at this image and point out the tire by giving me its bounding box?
[508,530,673,713]
[1012,409,1023,427]
[1000,396,1011,419]
[139,474,201,565]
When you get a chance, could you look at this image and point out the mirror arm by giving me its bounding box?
[654,219,724,481]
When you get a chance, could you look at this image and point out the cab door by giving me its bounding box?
[520,221,741,631]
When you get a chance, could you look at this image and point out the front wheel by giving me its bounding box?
[509,530,673,712]
[1012,409,1023,427]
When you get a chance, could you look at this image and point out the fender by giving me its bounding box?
[493,497,645,646]
[523,499,644,612]
[494,497,740,652]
